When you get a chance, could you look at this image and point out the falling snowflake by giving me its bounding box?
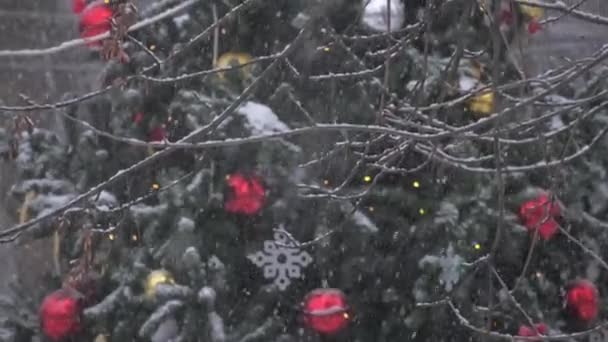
[247,230,313,291]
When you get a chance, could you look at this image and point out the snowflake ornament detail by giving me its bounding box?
[247,231,313,291]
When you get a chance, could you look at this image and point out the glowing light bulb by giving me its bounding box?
[363,175,372,183]
[418,208,426,215]
[152,183,160,190]
[368,206,375,212]
[323,179,330,185]
[413,181,420,188]
[108,233,115,241]
[474,243,481,250]
[132,234,138,241]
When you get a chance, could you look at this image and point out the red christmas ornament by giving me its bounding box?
[527,20,542,34]
[148,125,167,142]
[519,193,561,240]
[500,9,515,26]
[517,323,547,341]
[39,288,83,341]
[302,288,349,335]
[566,280,599,323]
[78,2,113,49]
[224,173,266,215]
[132,112,145,125]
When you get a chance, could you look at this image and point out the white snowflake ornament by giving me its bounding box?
[247,230,313,291]
[361,0,405,33]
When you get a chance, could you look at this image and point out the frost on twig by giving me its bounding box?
[138,300,184,338]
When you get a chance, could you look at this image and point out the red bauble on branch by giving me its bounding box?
[527,20,542,34]
[566,280,599,323]
[517,323,547,341]
[39,288,83,341]
[302,288,350,335]
[132,112,145,125]
[224,173,266,215]
[500,9,514,26]
[78,1,113,49]
[519,193,561,240]
[148,125,167,142]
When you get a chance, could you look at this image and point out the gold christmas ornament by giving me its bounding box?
[519,4,544,21]
[215,52,254,81]
[468,90,495,116]
[145,269,175,297]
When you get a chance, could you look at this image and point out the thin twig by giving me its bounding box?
[0,0,198,58]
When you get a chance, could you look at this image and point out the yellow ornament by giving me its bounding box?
[215,52,253,81]
[145,269,175,297]
[468,90,495,116]
[519,4,544,21]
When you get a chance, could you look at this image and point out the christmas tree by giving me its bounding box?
[1,0,608,341]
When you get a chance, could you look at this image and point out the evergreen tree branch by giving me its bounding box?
[237,318,277,342]
[491,267,539,334]
[84,286,126,320]
[139,300,184,338]
[127,35,161,68]
[559,224,608,272]
[0,27,307,241]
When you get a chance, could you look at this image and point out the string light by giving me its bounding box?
[323,179,330,186]
[343,313,349,319]
[152,183,160,190]
[108,233,115,241]
[363,175,372,183]
[323,47,331,52]
[412,181,420,188]
[131,234,138,241]
[149,45,156,51]
[474,243,481,250]
[418,208,426,215]
[368,206,375,212]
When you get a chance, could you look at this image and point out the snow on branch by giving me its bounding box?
[0,0,198,58]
